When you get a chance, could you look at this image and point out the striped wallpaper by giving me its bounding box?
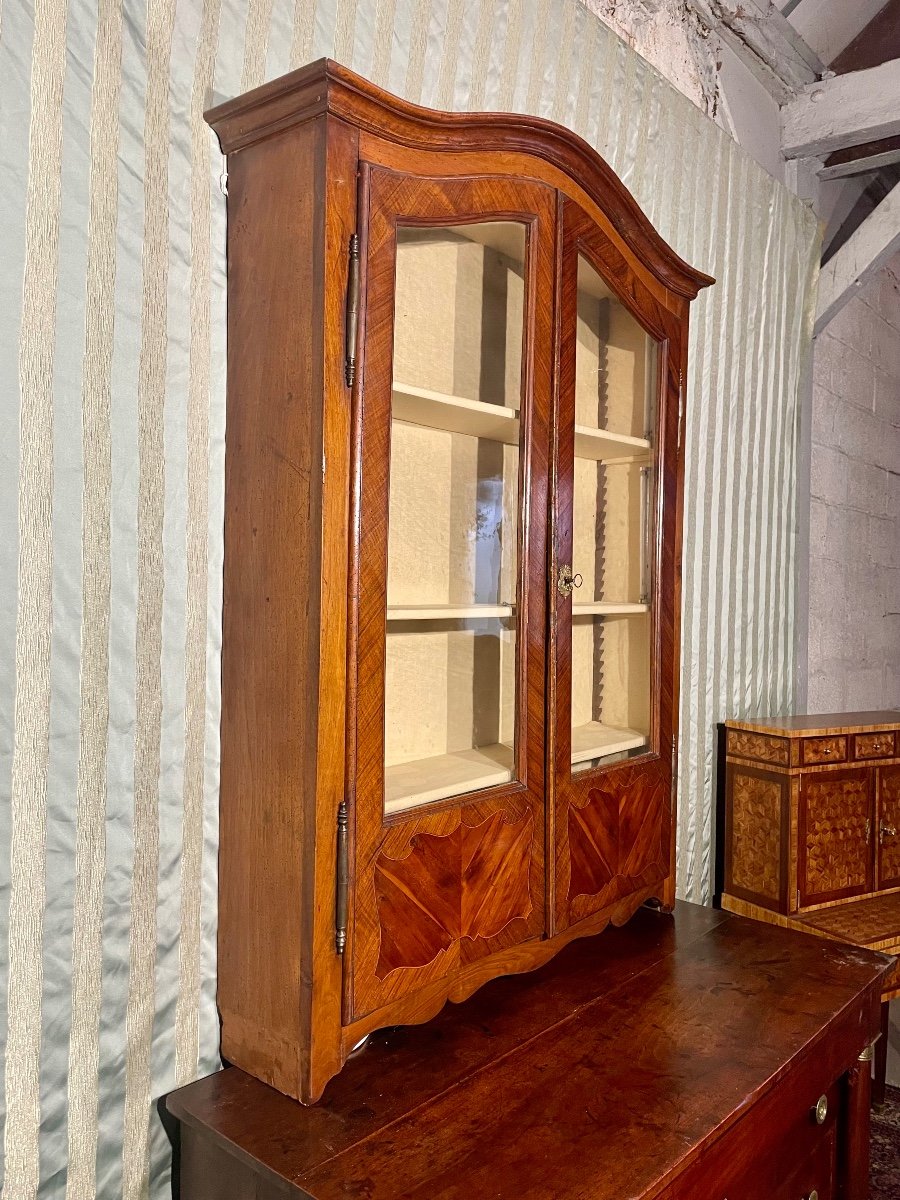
[0,1,818,1195]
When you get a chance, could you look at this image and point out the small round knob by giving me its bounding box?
[823,747,831,754]
[806,1191,819,1200]
[813,1094,827,1124]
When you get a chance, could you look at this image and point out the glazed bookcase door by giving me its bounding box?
[877,766,900,889]
[552,198,680,934]
[347,165,555,1023]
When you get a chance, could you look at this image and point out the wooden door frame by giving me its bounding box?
[345,161,556,1025]
[550,198,684,935]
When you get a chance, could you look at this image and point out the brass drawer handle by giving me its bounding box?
[557,564,583,598]
[805,1191,819,1200]
[821,746,831,754]
[881,821,898,843]
[812,1094,827,1125]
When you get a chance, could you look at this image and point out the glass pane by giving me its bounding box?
[385,222,526,814]
[570,254,658,772]
[575,256,656,438]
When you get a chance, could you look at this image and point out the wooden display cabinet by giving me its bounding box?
[206,59,712,1104]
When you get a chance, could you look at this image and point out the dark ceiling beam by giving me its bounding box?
[830,0,900,73]
[820,134,900,180]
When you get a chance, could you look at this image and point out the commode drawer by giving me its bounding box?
[671,1079,839,1200]
[726,729,790,766]
[854,731,895,760]
[801,736,847,765]
[775,1126,834,1200]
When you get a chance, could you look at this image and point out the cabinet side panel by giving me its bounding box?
[724,763,787,911]
[217,119,326,1096]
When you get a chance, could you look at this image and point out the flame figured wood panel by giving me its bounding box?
[563,764,669,926]
[725,765,786,908]
[374,810,534,977]
[878,766,900,889]
[799,769,873,906]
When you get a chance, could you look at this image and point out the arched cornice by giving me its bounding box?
[206,58,714,300]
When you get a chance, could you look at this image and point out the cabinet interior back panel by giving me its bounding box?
[574,285,651,439]
[571,613,651,736]
[387,423,519,607]
[393,231,525,409]
[384,622,516,766]
[573,460,643,604]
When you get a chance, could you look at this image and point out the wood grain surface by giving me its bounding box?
[206,59,713,301]
[209,59,713,1103]
[799,769,873,905]
[878,766,900,888]
[726,712,900,738]
[169,902,889,1200]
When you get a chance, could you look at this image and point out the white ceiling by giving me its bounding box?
[782,0,890,65]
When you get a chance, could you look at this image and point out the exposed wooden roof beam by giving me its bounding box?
[690,0,823,102]
[819,135,900,181]
[815,178,900,334]
[782,59,900,159]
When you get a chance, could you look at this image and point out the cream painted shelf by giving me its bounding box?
[574,424,650,462]
[392,382,520,444]
[392,383,651,465]
[573,602,649,616]
[387,603,515,621]
[571,721,647,766]
[385,743,515,814]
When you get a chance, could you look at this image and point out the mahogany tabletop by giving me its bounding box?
[167,901,890,1200]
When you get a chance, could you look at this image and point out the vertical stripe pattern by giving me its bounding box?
[174,0,222,1090]
[0,0,818,1195]
[120,0,175,1194]
[4,0,68,1194]
[64,0,123,1194]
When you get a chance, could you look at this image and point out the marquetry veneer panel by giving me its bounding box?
[566,769,668,924]
[374,811,535,977]
[801,736,847,765]
[726,729,789,766]
[801,772,871,903]
[854,731,895,761]
[730,771,783,902]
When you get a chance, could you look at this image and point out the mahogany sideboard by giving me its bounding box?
[167,902,890,1200]
[722,711,900,1103]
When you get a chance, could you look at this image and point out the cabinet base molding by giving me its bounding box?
[340,882,660,1050]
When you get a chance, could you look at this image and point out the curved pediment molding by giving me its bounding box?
[207,58,714,299]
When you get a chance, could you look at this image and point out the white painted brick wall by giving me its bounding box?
[807,255,900,713]
[808,257,900,1089]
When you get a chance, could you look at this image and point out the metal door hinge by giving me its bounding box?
[335,800,349,953]
[344,234,360,388]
